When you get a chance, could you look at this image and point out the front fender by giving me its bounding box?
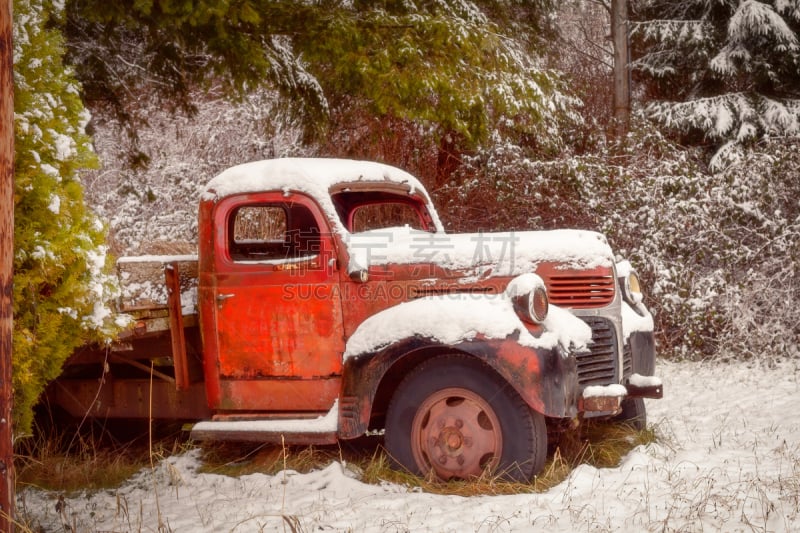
[338,335,581,439]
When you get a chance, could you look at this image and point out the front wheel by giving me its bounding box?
[614,397,647,431]
[385,355,547,482]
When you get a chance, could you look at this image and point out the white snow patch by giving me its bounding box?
[85,300,113,329]
[117,254,199,264]
[40,163,58,178]
[542,305,593,351]
[346,225,613,274]
[583,383,627,398]
[628,373,663,388]
[504,272,546,298]
[344,294,541,358]
[57,307,77,320]
[53,132,75,161]
[202,158,444,235]
[621,301,655,340]
[16,360,800,532]
[31,245,49,261]
[47,194,60,214]
[615,259,633,278]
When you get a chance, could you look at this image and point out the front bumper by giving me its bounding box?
[579,373,664,413]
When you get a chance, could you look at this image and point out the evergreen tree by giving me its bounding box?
[631,0,800,170]
[64,0,574,152]
[13,0,122,434]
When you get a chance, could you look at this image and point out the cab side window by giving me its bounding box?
[228,203,320,262]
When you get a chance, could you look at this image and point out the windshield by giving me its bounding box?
[331,189,437,233]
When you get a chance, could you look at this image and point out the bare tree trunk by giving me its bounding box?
[611,0,630,137]
[435,131,461,189]
[0,0,14,529]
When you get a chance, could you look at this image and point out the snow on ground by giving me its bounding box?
[17,358,800,532]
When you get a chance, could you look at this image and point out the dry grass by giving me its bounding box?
[197,419,657,497]
[12,418,657,532]
[15,419,187,494]
[16,417,656,500]
[15,419,188,532]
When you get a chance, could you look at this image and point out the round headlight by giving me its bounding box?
[624,271,643,305]
[528,285,549,323]
[506,273,549,324]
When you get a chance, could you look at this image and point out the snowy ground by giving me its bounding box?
[17,358,800,532]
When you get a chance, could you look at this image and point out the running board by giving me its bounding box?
[190,401,340,445]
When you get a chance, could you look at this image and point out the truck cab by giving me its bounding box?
[49,158,662,482]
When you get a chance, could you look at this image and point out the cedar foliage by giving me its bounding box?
[12,0,121,435]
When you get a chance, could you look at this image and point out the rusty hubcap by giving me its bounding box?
[410,387,502,480]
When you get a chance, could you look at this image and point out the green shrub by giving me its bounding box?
[12,0,123,435]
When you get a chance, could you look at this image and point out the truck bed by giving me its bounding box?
[116,254,199,324]
[47,254,211,420]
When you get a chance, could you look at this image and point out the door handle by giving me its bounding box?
[217,293,235,302]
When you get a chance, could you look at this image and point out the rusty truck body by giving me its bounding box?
[48,158,662,481]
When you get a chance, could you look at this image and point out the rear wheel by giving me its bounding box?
[385,355,547,482]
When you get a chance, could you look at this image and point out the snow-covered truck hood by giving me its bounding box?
[344,285,593,360]
[345,226,615,275]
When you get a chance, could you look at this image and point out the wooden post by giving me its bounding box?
[0,0,14,529]
[165,262,190,390]
[611,0,630,137]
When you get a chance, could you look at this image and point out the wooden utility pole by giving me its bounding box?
[0,0,14,529]
[611,0,631,137]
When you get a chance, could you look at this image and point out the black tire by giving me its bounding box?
[385,354,547,482]
[614,397,647,431]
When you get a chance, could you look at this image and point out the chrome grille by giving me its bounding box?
[577,316,619,386]
[622,342,633,378]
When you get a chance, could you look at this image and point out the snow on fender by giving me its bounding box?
[343,274,592,360]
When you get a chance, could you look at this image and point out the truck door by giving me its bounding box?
[208,192,344,412]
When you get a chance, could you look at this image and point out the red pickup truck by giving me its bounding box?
[49,158,662,482]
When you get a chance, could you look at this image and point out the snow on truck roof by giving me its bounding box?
[200,158,614,270]
[202,158,429,201]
